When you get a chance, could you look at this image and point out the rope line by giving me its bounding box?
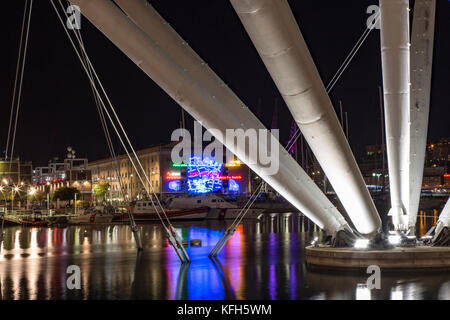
[5,0,28,161]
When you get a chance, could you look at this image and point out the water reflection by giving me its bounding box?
[0,214,449,300]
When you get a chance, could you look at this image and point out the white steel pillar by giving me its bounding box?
[379,0,411,231]
[408,0,436,233]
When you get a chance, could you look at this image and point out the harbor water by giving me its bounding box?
[1,214,450,300]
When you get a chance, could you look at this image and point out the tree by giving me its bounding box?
[34,191,47,205]
[93,179,110,201]
[53,187,81,201]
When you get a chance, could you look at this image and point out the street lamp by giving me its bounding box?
[372,173,382,192]
[12,186,20,212]
[0,186,5,216]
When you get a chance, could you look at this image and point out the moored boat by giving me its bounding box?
[113,201,209,222]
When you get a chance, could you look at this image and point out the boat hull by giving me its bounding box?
[206,208,265,220]
[114,207,209,222]
[69,213,114,225]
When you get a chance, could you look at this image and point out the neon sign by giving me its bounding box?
[171,162,188,168]
[166,171,181,180]
[219,175,242,180]
[228,178,240,192]
[167,180,181,192]
[225,160,242,168]
[187,155,223,194]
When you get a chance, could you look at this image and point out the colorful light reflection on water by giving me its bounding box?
[0,215,450,300]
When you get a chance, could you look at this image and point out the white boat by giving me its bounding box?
[69,206,114,224]
[166,194,265,220]
[126,200,209,222]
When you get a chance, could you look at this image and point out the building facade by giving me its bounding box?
[34,157,92,201]
[0,158,32,185]
[88,142,254,202]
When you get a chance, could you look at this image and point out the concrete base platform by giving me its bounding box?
[306,245,450,272]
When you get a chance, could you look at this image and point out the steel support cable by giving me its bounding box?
[55,1,175,232]
[209,181,264,256]
[326,10,380,93]
[58,0,186,261]
[75,25,141,248]
[5,0,28,161]
[287,10,381,152]
[51,1,187,261]
[9,0,34,164]
[54,0,170,227]
[211,14,381,256]
[55,1,166,231]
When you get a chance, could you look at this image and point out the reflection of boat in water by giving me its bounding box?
[166,194,265,220]
[69,206,114,225]
[117,200,209,222]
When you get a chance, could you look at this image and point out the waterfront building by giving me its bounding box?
[88,142,255,202]
[360,139,449,190]
[0,158,32,185]
[33,155,92,202]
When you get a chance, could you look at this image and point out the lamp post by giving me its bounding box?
[372,173,382,192]
[0,186,4,215]
[28,186,36,210]
[0,185,5,242]
[12,186,20,214]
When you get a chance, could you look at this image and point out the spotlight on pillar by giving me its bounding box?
[354,239,370,249]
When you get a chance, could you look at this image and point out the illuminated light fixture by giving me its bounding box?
[444,174,450,178]
[166,171,181,181]
[171,162,188,168]
[228,178,240,192]
[311,236,319,246]
[225,159,242,167]
[219,175,243,180]
[354,239,370,249]
[28,188,36,196]
[388,235,401,245]
[167,180,181,192]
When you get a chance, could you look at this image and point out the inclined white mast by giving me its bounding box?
[379,0,411,231]
[434,198,450,244]
[408,0,436,233]
[69,0,352,236]
[229,0,381,235]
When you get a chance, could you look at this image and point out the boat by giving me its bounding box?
[116,200,209,222]
[68,206,114,225]
[166,194,265,220]
[20,210,48,227]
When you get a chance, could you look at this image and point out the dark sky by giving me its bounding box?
[1,0,449,166]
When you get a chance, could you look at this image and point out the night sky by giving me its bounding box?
[1,0,449,166]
